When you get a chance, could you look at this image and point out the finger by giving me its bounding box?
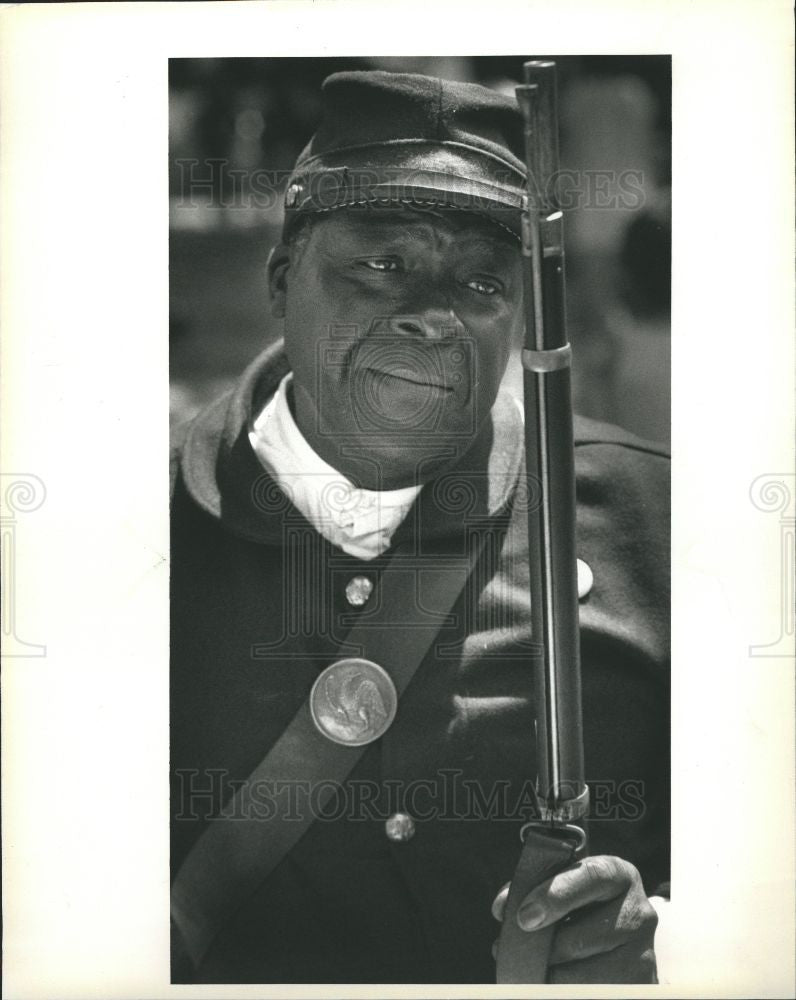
[550,939,658,984]
[491,881,511,922]
[548,892,658,965]
[517,856,638,932]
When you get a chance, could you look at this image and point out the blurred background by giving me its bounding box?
[170,56,671,444]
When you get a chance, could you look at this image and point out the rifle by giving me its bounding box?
[495,59,590,984]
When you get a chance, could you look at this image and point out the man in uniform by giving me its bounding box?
[170,70,669,984]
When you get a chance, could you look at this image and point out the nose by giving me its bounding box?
[383,308,466,341]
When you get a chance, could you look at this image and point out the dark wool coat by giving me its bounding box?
[170,341,670,984]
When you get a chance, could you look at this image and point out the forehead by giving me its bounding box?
[310,206,519,256]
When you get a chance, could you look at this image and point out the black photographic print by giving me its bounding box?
[168,55,672,986]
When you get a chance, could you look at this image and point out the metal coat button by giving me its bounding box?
[577,558,593,599]
[385,812,415,843]
[345,575,374,607]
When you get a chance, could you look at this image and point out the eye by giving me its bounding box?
[359,258,399,272]
[464,277,500,296]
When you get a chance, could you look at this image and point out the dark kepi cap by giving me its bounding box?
[282,70,526,240]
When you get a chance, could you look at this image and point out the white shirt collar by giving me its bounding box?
[248,373,422,561]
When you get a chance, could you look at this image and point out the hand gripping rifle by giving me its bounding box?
[495,59,590,984]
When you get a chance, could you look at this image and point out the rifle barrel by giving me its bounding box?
[516,60,588,825]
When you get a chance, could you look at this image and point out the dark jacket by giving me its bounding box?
[170,341,670,984]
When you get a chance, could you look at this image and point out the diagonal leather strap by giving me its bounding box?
[171,532,490,970]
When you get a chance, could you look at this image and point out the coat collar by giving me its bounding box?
[179,340,524,547]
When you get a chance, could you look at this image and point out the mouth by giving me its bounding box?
[361,366,454,392]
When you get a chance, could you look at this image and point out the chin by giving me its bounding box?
[346,435,477,491]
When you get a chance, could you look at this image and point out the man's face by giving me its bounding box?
[269,205,523,490]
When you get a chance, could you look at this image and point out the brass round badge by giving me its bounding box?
[310,658,397,746]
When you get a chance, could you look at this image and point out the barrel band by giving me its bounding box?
[521,344,572,372]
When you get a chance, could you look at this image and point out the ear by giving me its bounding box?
[266,243,291,318]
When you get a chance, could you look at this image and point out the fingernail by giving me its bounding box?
[491,881,511,922]
[517,902,546,930]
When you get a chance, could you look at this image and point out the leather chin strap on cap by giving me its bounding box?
[282,144,525,243]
